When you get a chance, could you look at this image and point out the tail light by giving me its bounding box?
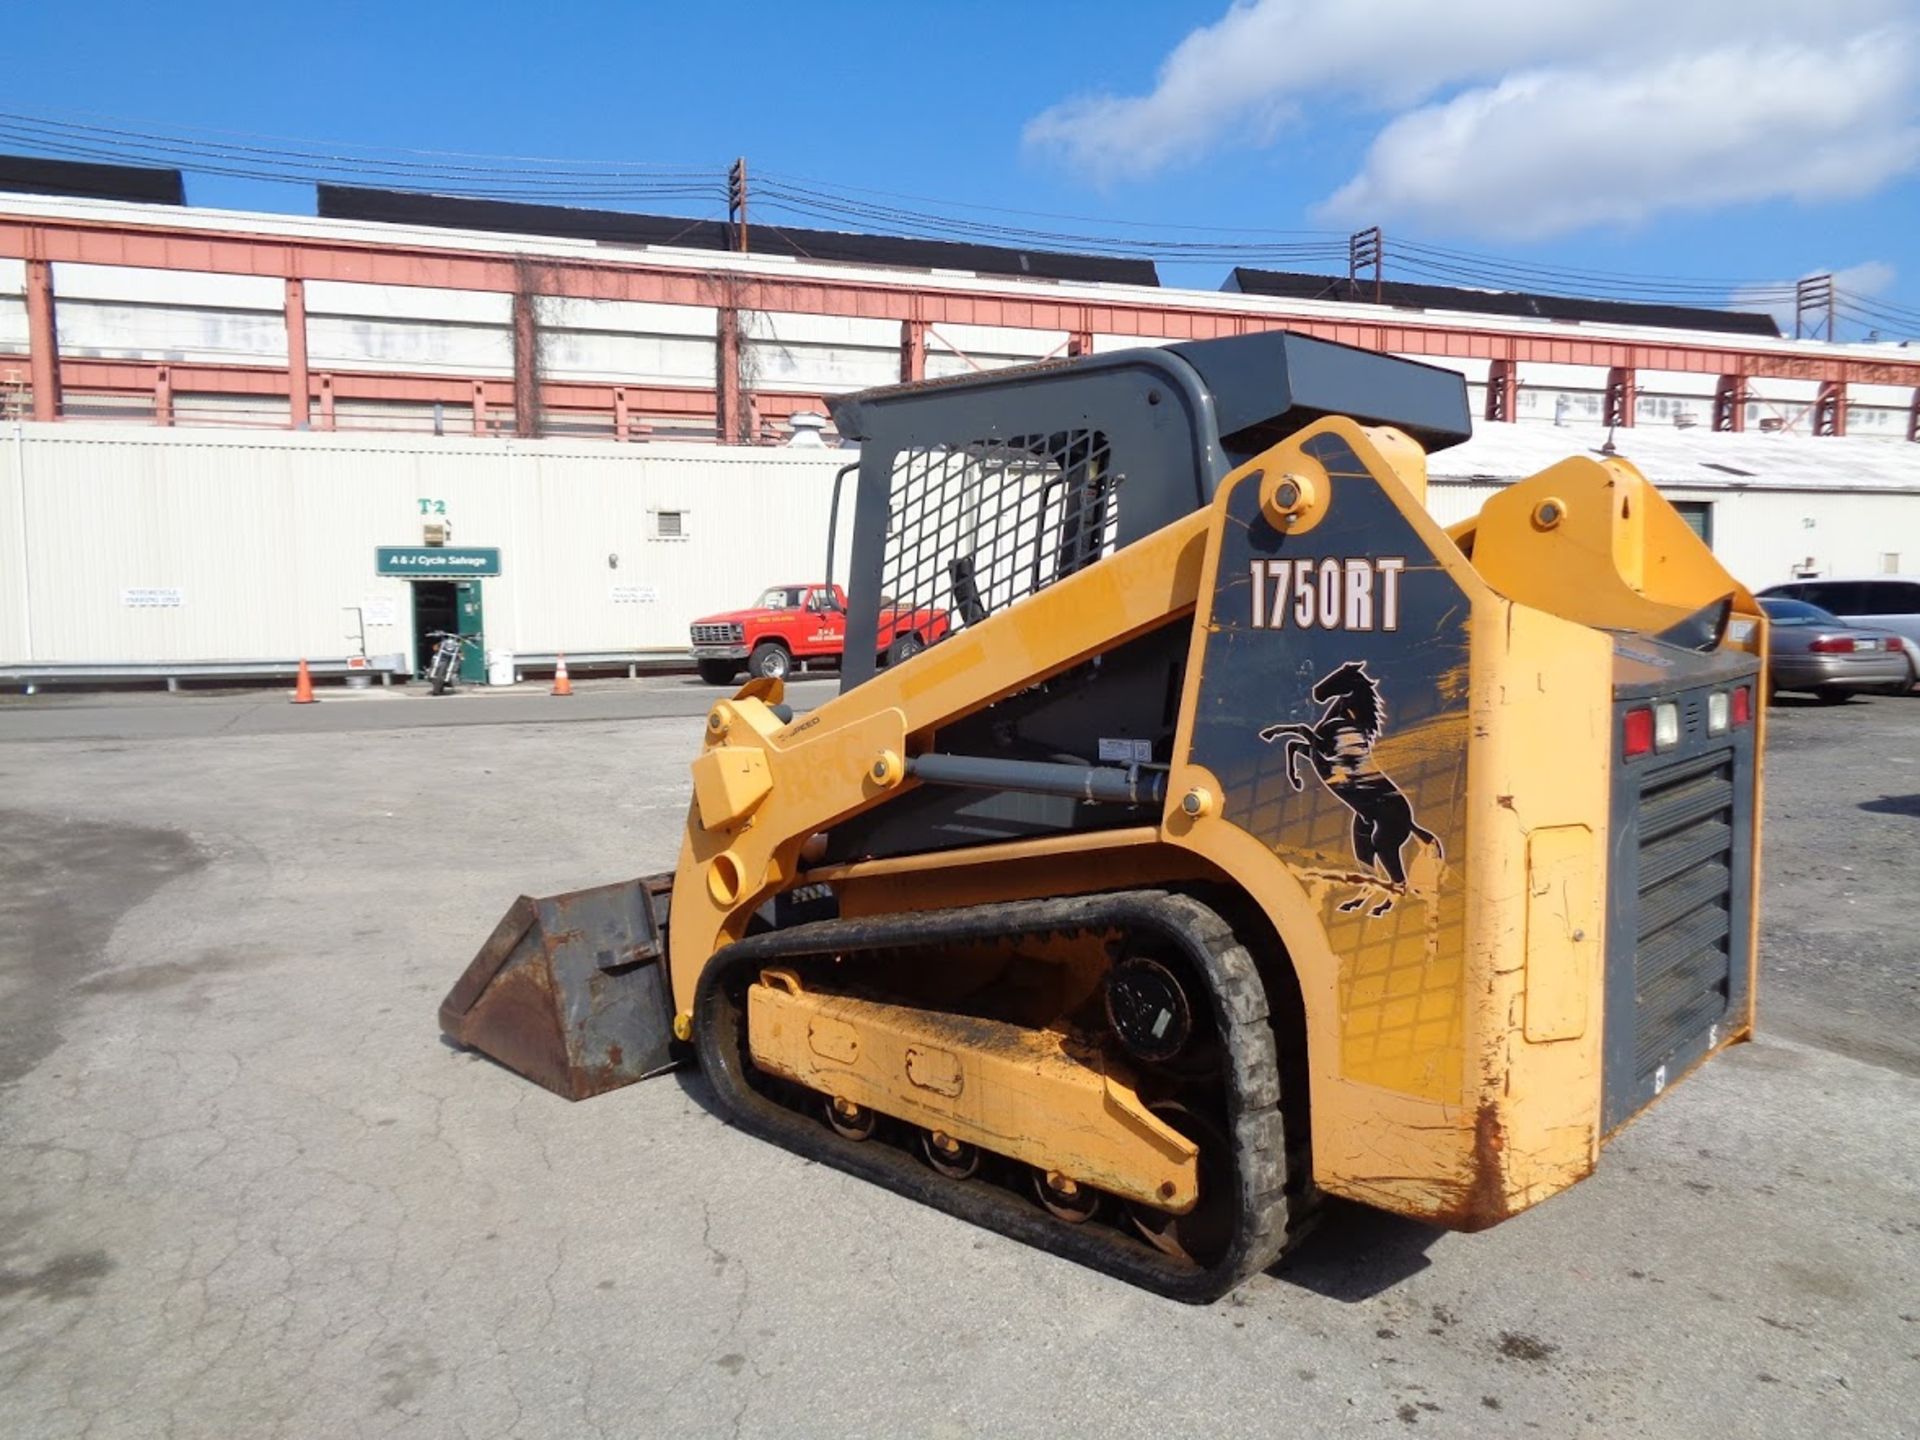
[1808,636,1856,653]
[1623,707,1654,759]
[1653,702,1680,751]
[1629,688,1751,758]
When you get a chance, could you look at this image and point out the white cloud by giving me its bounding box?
[1024,0,1920,239]
[1834,260,1899,297]
[1318,36,1920,238]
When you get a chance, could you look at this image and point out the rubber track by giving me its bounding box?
[692,889,1299,1303]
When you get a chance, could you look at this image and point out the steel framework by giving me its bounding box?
[4,209,1917,441]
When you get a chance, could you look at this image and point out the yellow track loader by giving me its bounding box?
[441,333,1766,1301]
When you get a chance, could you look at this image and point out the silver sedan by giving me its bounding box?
[1760,597,1911,703]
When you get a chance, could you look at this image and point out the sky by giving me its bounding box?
[8,0,1920,335]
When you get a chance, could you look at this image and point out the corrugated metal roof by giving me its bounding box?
[1227,268,1780,338]
[318,186,1161,288]
[1430,422,1920,494]
[0,153,184,205]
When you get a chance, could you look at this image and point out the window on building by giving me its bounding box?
[1672,500,1713,548]
[652,509,687,540]
[1884,553,1903,576]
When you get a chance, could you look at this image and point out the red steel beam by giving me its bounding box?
[1485,358,1516,423]
[25,258,59,420]
[1604,366,1637,428]
[285,278,310,429]
[1813,381,1847,438]
[511,288,539,438]
[716,306,743,443]
[8,213,1919,390]
[1713,374,1747,433]
[900,318,926,383]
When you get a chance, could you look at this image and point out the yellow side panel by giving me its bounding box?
[690,744,773,829]
[1523,826,1600,1043]
[745,973,1200,1211]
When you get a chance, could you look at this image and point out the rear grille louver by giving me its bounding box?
[1632,752,1736,1080]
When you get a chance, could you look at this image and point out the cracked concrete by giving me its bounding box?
[0,680,1916,1438]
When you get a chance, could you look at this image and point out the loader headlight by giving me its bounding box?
[1653,702,1681,752]
[1706,691,1730,735]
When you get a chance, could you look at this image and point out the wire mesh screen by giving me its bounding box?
[879,431,1119,650]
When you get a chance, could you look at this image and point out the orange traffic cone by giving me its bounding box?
[292,659,317,704]
[551,653,573,697]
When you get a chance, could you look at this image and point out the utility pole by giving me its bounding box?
[1348,227,1383,304]
[727,158,749,254]
[1794,274,1834,341]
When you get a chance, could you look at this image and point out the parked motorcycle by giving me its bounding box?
[424,630,483,696]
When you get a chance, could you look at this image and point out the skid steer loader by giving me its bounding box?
[441,332,1766,1302]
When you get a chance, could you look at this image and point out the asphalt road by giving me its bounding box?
[0,674,844,742]
[1,681,1916,1438]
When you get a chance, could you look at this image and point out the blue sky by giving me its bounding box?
[8,1,1919,334]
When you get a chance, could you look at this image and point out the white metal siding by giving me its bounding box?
[3,421,1916,669]
[0,424,843,666]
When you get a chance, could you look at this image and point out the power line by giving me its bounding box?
[1,108,1912,331]
[0,111,720,180]
[0,128,724,203]
[1837,290,1920,327]
[754,164,1346,238]
[1387,238,1799,292]
[753,182,1352,259]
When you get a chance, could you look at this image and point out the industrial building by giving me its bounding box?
[2,157,1916,687]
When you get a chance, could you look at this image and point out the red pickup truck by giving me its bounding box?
[689,583,951,684]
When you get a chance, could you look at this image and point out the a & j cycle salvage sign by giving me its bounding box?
[375,547,502,577]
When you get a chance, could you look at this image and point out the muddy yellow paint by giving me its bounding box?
[1523,826,1600,1044]
[746,970,1200,1212]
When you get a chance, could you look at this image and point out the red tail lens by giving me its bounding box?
[1807,636,1856,654]
[1731,685,1751,727]
[1623,707,1654,758]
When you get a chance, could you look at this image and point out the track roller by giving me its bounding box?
[1034,1169,1100,1224]
[825,1096,876,1140]
[922,1130,982,1180]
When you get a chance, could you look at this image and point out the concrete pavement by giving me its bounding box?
[1,687,1916,1438]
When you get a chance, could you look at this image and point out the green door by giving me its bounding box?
[456,581,486,683]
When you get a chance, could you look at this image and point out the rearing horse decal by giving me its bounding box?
[1259,660,1443,917]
